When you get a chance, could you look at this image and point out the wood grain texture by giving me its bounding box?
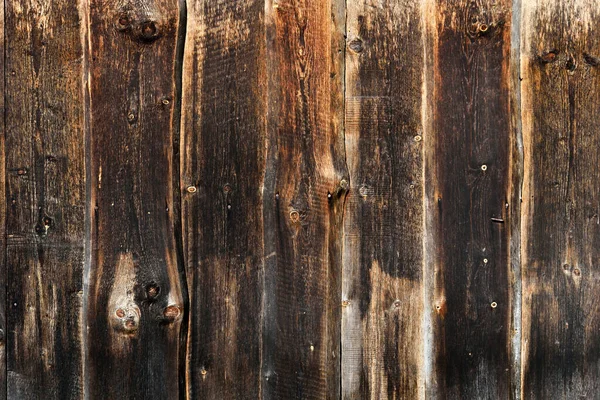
[180,0,266,398]
[341,0,425,398]
[520,1,600,397]
[4,0,86,397]
[0,4,5,399]
[84,0,185,398]
[424,0,515,397]
[262,0,348,398]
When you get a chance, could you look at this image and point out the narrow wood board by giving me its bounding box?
[262,0,348,398]
[4,0,86,397]
[84,0,186,397]
[180,0,266,397]
[342,0,425,398]
[520,0,600,397]
[424,0,515,397]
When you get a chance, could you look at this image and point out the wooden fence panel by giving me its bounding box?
[4,1,86,398]
[84,0,185,398]
[342,0,425,399]
[3,0,600,398]
[180,0,266,398]
[262,0,348,398]
[424,0,516,397]
[520,1,600,397]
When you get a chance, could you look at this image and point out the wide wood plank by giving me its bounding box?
[262,0,348,398]
[84,0,185,398]
[520,1,600,397]
[180,0,266,398]
[4,0,86,397]
[424,0,516,397]
[341,0,425,398]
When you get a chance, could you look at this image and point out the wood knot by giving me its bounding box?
[348,38,363,53]
[539,50,558,64]
[136,20,161,42]
[145,282,160,300]
[163,305,181,323]
[115,11,162,43]
[114,305,140,333]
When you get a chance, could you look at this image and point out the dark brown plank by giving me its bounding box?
[180,0,266,398]
[84,0,186,398]
[0,4,5,399]
[262,0,348,398]
[521,1,600,397]
[424,0,515,397]
[341,0,425,398]
[4,0,86,397]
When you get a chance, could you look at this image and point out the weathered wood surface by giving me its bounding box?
[0,4,5,399]
[180,0,266,398]
[4,0,600,398]
[342,0,424,398]
[424,0,515,398]
[5,0,86,397]
[84,0,185,398]
[262,0,348,398]
[521,1,600,398]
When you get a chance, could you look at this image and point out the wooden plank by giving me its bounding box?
[84,0,185,398]
[341,0,425,398]
[424,0,515,397]
[4,0,86,397]
[520,1,600,397]
[262,0,348,398]
[179,0,266,398]
[0,3,5,399]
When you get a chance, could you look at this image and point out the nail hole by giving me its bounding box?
[414,135,422,142]
[573,268,581,276]
[116,308,126,318]
[481,165,487,171]
[187,186,197,193]
[566,57,576,71]
[491,302,498,308]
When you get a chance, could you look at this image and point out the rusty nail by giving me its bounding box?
[127,113,135,121]
[342,300,350,307]
[479,23,489,33]
[574,268,581,276]
[116,308,125,318]
[340,179,349,190]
